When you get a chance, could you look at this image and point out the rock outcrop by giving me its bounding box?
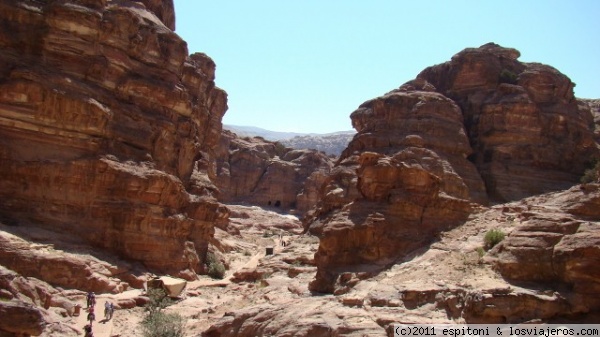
[418,43,598,201]
[488,184,600,312]
[0,0,227,278]
[307,80,485,293]
[0,299,46,336]
[214,130,334,214]
[201,186,600,337]
[306,43,599,294]
[582,98,600,145]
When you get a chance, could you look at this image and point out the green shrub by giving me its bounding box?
[141,311,185,337]
[141,288,185,337]
[484,229,505,250]
[145,288,172,315]
[499,69,518,84]
[206,252,226,279]
[476,246,486,258]
[581,159,600,183]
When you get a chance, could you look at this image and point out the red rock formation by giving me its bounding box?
[488,184,600,312]
[0,299,46,336]
[582,99,600,145]
[307,82,483,293]
[136,0,176,30]
[214,130,334,214]
[418,43,599,201]
[306,44,599,294]
[0,0,227,278]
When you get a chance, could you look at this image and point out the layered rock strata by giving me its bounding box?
[214,130,334,214]
[307,43,599,293]
[307,81,485,293]
[488,184,600,312]
[0,0,227,277]
[582,99,600,145]
[203,186,600,336]
[418,43,598,201]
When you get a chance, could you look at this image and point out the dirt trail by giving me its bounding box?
[188,236,287,289]
[75,296,114,337]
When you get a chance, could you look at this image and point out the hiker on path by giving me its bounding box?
[86,292,96,308]
[104,301,110,319]
[108,302,115,320]
[84,324,93,337]
[87,305,95,326]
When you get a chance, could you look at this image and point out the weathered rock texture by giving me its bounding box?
[0,299,46,336]
[307,80,484,293]
[0,0,227,277]
[200,187,600,337]
[214,130,334,214]
[488,184,600,312]
[306,43,599,293]
[582,98,600,145]
[418,43,598,202]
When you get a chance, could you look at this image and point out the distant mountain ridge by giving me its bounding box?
[224,125,356,156]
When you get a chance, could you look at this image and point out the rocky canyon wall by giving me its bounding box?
[418,43,598,202]
[307,43,599,293]
[0,0,227,278]
[214,130,334,215]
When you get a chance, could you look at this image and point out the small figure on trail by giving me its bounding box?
[84,324,93,337]
[108,302,115,320]
[87,306,95,326]
[86,292,96,308]
[104,301,110,319]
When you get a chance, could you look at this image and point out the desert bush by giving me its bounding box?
[476,246,486,258]
[145,288,172,315]
[499,69,518,84]
[206,252,226,279]
[141,288,185,337]
[581,159,600,183]
[141,311,185,337]
[484,229,505,250]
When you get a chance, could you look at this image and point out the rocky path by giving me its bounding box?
[188,235,289,290]
[76,297,114,337]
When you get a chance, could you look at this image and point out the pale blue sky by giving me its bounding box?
[174,1,599,133]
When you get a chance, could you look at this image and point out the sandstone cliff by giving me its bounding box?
[214,130,334,214]
[307,79,486,293]
[582,98,600,145]
[418,43,598,201]
[306,43,599,294]
[0,0,227,279]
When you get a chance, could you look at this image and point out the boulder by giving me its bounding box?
[0,299,46,336]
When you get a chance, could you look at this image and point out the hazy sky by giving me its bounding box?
[174,1,600,133]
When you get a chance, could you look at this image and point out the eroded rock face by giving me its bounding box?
[0,299,46,336]
[488,184,600,311]
[582,99,600,145]
[214,130,334,214]
[307,84,482,293]
[136,0,175,30]
[306,43,599,293]
[0,0,227,277]
[418,43,598,202]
